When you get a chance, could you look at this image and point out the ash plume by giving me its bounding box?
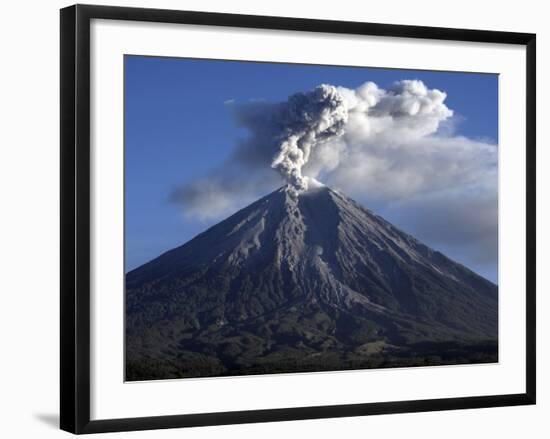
[229,80,453,196]
[269,84,348,195]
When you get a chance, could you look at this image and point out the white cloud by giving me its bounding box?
[311,135,496,201]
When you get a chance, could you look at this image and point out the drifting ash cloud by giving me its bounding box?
[230,79,456,197]
[171,79,497,279]
[170,168,280,221]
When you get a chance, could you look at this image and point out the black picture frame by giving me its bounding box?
[60,4,536,434]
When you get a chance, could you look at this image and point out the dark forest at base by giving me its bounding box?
[126,340,497,381]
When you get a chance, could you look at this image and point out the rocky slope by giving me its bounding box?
[126,185,498,380]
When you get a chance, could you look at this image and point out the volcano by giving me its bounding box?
[125,185,498,381]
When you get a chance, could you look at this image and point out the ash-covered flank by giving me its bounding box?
[126,185,497,380]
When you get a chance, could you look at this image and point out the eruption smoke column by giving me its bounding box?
[271,84,348,196]
[173,79,455,219]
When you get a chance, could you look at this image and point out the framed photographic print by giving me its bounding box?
[60,4,536,434]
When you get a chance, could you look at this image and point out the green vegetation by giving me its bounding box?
[126,338,498,381]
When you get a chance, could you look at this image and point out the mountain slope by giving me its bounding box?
[126,185,498,380]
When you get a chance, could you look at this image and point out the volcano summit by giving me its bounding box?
[126,185,497,381]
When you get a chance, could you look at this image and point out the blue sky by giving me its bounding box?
[125,55,498,282]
